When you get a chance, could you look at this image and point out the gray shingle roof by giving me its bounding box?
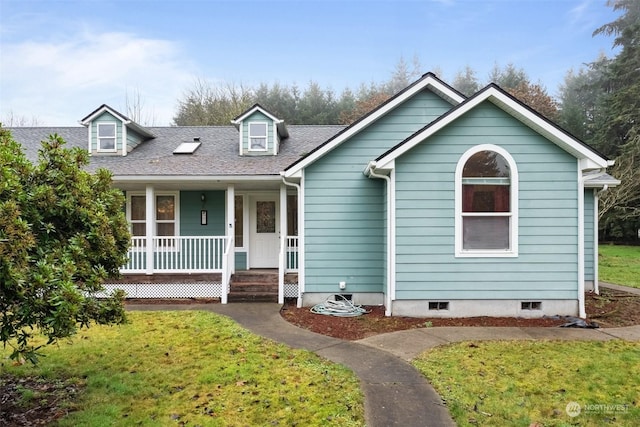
[8,125,344,176]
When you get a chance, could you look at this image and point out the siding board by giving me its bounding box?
[304,89,454,294]
[394,101,580,301]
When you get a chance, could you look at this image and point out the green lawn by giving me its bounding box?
[1,311,364,426]
[414,340,640,427]
[599,244,640,289]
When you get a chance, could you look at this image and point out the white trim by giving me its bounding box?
[454,144,519,258]
[283,74,464,178]
[238,121,243,156]
[594,188,600,295]
[577,163,586,318]
[279,184,287,304]
[248,122,269,151]
[376,86,610,171]
[97,122,117,153]
[113,175,284,183]
[87,121,92,153]
[232,105,281,124]
[122,123,127,156]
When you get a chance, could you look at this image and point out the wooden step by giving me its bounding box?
[228,270,279,302]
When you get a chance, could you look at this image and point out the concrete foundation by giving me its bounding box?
[391,299,579,318]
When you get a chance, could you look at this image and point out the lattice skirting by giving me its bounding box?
[99,282,223,299]
[283,283,299,298]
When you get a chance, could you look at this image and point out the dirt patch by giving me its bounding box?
[281,287,640,341]
[585,287,640,328]
[0,375,82,427]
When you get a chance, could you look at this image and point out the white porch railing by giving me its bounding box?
[286,236,299,272]
[122,236,227,273]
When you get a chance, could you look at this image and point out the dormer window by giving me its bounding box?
[249,123,267,151]
[97,123,117,152]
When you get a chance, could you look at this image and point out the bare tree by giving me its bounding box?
[124,88,157,126]
[1,110,41,127]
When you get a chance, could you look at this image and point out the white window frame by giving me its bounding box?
[97,122,117,153]
[126,191,180,239]
[454,144,518,258]
[248,122,268,151]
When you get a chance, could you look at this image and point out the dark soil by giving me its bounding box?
[280,287,640,340]
[0,375,82,426]
[3,287,638,426]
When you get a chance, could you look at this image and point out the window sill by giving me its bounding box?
[455,250,518,258]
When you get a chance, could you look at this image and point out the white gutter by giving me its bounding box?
[281,173,304,308]
[364,161,394,317]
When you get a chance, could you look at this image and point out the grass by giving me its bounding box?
[599,244,640,289]
[1,311,364,426]
[413,340,640,427]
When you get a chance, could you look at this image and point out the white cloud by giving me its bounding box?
[1,30,196,126]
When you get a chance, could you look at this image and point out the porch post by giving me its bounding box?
[279,184,287,304]
[226,184,235,275]
[145,185,155,275]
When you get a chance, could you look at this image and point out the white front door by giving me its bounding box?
[249,194,280,268]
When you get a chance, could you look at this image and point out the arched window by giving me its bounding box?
[455,145,518,257]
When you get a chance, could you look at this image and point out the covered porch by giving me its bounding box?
[104,179,301,303]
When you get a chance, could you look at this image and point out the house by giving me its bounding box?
[9,73,619,318]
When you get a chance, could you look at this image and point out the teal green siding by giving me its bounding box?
[584,189,595,281]
[126,128,146,153]
[304,89,454,293]
[241,111,276,155]
[91,112,123,153]
[235,251,248,270]
[394,101,580,300]
[180,191,226,236]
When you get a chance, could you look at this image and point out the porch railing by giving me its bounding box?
[286,236,299,272]
[122,236,227,274]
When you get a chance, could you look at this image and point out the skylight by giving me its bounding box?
[173,141,201,154]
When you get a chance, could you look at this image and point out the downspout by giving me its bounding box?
[365,161,393,317]
[578,168,586,318]
[594,184,609,295]
[282,174,303,308]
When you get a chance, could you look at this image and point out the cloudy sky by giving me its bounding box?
[0,0,620,126]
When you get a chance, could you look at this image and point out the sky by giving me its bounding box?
[0,0,622,127]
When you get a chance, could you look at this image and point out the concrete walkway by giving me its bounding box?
[129,294,640,427]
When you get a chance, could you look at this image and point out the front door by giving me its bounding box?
[249,194,280,268]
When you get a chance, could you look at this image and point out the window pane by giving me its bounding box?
[250,137,266,149]
[462,185,510,212]
[463,151,510,178]
[256,201,276,233]
[157,223,175,236]
[235,195,243,247]
[132,223,146,236]
[287,195,298,236]
[131,196,146,220]
[156,195,175,220]
[98,124,115,137]
[100,138,115,150]
[463,216,510,250]
[249,123,267,137]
